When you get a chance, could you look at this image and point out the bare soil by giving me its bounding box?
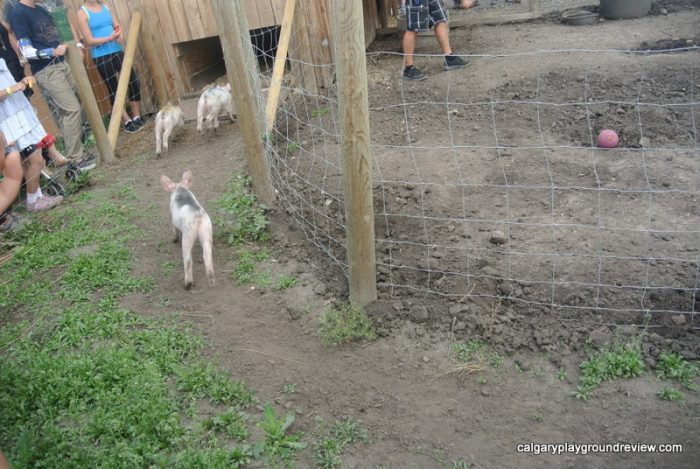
[107,2,699,468]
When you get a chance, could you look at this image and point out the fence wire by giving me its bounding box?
[263,31,699,329]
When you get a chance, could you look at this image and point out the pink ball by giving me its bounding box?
[598,129,619,148]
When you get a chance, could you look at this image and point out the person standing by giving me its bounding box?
[10,0,96,170]
[402,0,468,81]
[76,0,143,133]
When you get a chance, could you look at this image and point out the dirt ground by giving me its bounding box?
[105,2,699,468]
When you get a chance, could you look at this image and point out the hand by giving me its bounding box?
[14,81,26,92]
[21,76,35,89]
[53,44,67,57]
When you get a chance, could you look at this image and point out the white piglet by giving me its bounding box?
[155,103,185,156]
[196,83,234,131]
[160,170,215,289]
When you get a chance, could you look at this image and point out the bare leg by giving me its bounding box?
[434,21,453,55]
[402,30,417,67]
[130,101,141,119]
[23,149,44,195]
[0,151,23,213]
[47,144,68,166]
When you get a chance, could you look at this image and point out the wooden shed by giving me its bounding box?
[58,0,387,107]
[63,0,289,100]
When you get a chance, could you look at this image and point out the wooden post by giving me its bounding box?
[265,0,296,132]
[107,11,142,148]
[66,42,114,163]
[333,0,377,306]
[212,0,275,204]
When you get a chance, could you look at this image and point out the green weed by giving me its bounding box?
[215,173,269,245]
[314,418,368,469]
[657,387,684,402]
[556,368,568,382]
[656,352,699,391]
[318,304,377,346]
[572,343,646,400]
[257,404,306,468]
[201,408,250,440]
[286,141,301,152]
[448,461,472,469]
[276,275,298,290]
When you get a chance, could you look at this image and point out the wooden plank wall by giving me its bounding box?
[64,0,284,101]
[289,0,379,93]
[59,0,380,109]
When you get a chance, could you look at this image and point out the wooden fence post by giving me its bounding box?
[66,42,114,164]
[212,0,275,205]
[333,0,377,306]
[265,0,296,132]
[107,11,142,149]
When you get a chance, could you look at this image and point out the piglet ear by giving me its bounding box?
[225,83,231,92]
[181,170,193,189]
[160,175,175,192]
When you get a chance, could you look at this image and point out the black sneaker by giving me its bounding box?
[124,120,142,134]
[75,154,97,171]
[402,66,427,81]
[444,54,469,71]
[132,116,144,129]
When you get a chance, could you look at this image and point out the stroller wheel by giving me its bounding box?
[65,165,82,182]
[45,180,65,197]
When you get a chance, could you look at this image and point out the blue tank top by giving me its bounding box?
[81,4,122,58]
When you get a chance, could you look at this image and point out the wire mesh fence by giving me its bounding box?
[265,25,700,329]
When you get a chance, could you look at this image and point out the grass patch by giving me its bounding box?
[232,249,273,286]
[450,340,503,370]
[286,141,301,152]
[572,342,646,401]
[0,190,306,468]
[318,304,377,346]
[215,173,269,246]
[276,274,298,290]
[201,408,250,441]
[313,417,368,469]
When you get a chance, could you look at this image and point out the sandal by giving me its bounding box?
[0,213,22,233]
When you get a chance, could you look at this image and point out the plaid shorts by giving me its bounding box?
[405,0,449,32]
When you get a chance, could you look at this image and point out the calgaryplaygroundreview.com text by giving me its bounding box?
[517,442,684,456]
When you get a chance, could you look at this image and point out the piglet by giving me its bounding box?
[155,103,185,156]
[160,170,215,289]
[196,83,234,131]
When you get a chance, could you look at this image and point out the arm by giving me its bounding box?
[76,8,116,47]
[7,29,27,65]
[17,37,60,60]
[0,77,30,101]
[11,10,59,60]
